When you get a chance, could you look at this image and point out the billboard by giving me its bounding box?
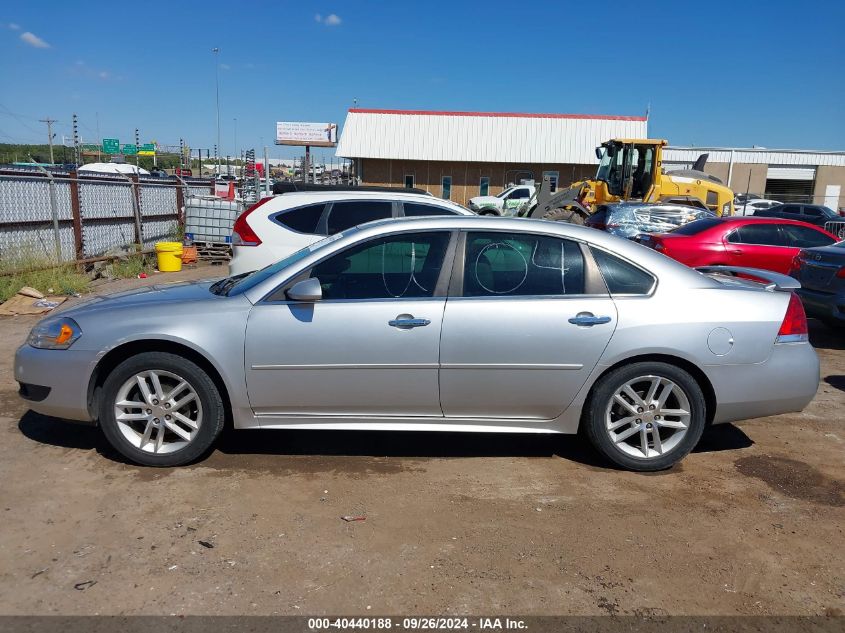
[275,121,338,147]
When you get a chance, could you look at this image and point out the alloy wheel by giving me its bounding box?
[604,375,691,459]
[113,370,203,454]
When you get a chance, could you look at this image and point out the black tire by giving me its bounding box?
[582,362,706,471]
[542,207,586,225]
[98,352,225,467]
[478,209,499,216]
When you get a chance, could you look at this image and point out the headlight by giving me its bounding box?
[28,317,82,350]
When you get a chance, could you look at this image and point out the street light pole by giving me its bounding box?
[212,47,221,177]
[233,117,237,177]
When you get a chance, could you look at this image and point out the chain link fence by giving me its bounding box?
[0,167,214,266]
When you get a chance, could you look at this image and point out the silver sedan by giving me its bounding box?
[15,216,819,471]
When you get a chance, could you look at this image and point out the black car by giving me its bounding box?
[754,203,839,227]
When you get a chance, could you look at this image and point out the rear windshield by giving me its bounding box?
[669,218,722,235]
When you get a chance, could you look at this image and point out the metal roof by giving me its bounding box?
[664,146,845,167]
[336,108,648,164]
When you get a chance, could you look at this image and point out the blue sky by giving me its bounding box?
[1,0,843,162]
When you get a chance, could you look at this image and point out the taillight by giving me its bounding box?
[776,292,808,343]
[836,267,845,279]
[232,196,273,246]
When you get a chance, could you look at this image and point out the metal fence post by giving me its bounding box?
[129,174,143,248]
[69,171,84,259]
[175,178,186,230]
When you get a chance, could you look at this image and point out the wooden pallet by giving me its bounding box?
[194,242,232,261]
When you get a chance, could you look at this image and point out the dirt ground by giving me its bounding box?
[0,262,842,616]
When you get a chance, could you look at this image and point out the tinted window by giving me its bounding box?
[592,249,655,295]
[479,177,490,197]
[669,218,722,235]
[403,202,459,217]
[726,224,786,246]
[780,224,835,248]
[310,232,450,300]
[462,232,585,297]
[273,203,326,234]
[326,201,393,234]
[508,188,531,200]
[781,205,802,215]
[802,206,822,217]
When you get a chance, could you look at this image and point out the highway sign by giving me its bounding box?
[102,138,120,154]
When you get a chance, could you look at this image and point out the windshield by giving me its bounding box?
[495,187,514,199]
[218,232,347,297]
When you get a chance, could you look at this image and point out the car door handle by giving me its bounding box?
[568,313,612,326]
[389,316,431,329]
[729,249,743,255]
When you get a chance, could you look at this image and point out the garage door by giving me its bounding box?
[766,166,816,203]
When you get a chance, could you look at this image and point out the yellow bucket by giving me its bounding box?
[155,241,183,272]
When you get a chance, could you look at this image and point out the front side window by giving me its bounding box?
[726,224,786,246]
[479,177,490,197]
[403,202,459,217]
[508,188,531,200]
[310,232,450,300]
[592,249,655,295]
[325,200,393,234]
[781,205,802,215]
[802,206,822,217]
[462,232,585,297]
[441,176,452,200]
[273,203,326,235]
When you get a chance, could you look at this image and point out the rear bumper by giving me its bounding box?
[14,344,98,422]
[706,342,819,425]
[796,287,845,323]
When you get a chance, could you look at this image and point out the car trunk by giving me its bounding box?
[794,246,845,293]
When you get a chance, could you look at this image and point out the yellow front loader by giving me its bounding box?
[524,139,734,223]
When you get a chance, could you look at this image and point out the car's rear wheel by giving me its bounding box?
[583,362,706,471]
[98,352,225,467]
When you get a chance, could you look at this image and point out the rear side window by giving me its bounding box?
[462,232,585,297]
[592,249,655,295]
[273,203,326,235]
[802,207,822,217]
[326,201,393,234]
[669,218,722,235]
[726,224,786,246]
[780,224,836,248]
[781,205,801,215]
[403,202,459,217]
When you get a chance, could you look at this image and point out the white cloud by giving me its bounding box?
[20,31,50,48]
[8,23,20,30]
[324,14,341,26]
[314,13,322,22]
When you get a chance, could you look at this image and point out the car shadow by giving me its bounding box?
[18,410,753,471]
[824,375,845,393]
[809,319,845,351]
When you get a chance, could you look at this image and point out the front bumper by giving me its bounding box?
[796,288,845,323]
[706,341,819,425]
[14,344,99,422]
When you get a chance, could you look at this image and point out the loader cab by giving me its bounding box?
[595,140,662,201]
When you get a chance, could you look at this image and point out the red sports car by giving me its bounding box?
[636,217,838,274]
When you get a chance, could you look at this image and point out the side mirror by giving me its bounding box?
[286,277,323,302]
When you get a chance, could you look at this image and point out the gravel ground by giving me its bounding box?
[0,263,842,616]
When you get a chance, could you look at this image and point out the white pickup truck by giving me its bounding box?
[468,184,536,216]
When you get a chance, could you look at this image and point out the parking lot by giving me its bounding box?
[0,264,842,616]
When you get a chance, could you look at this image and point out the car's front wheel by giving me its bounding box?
[583,362,706,471]
[98,352,225,467]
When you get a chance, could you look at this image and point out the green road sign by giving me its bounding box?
[81,144,101,152]
[122,144,138,155]
[138,143,156,156]
[102,138,120,154]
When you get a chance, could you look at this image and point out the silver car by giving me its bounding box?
[15,216,819,471]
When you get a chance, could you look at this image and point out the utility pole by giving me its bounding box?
[72,113,80,166]
[39,118,57,164]
[134,128,140,167]
[212,47,221,177]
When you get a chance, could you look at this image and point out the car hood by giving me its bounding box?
[57,279,226,317]
[469,196,502,208]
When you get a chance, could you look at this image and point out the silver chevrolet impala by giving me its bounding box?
[15,216,819,471]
